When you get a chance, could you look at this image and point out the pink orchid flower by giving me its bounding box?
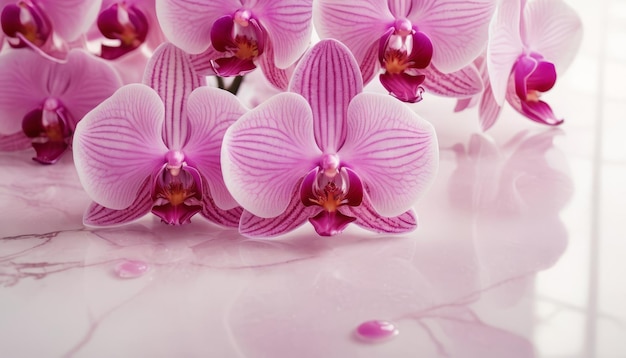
[482,0,582,130]
[221,39,439,237]
[94,0,166,60]
[0,49,121,163]
[0,0,102,60]
[314,0,496,103]
[73,43,245,227]
[156,0,312,85]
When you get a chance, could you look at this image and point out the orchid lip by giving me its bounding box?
[1,1,52,48]
[21,97,72,164]
[97,2,149,60]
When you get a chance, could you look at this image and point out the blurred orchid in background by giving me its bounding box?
[156,0,312,88]
[0,0,102,60]
[476,0,582,130]
[0,49,121,163]
[73,43,245,227]
[222,39,438,237]
[314,0,496,102]
[93,0,166,60]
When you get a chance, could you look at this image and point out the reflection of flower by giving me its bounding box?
[449,129,572,288]
[73,43,244,227]
[222,39,438,237]
[0,49,121,163]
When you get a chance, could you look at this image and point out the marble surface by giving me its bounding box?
[1,0,626,357]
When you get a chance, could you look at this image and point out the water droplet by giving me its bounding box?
[355,320,399,342]
[114,259,149,278]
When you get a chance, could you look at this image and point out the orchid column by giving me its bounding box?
[222,39,438,237]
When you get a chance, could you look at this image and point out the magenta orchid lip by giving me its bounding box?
[0,0,582,236]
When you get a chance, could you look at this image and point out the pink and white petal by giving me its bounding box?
[40,0,102,41]
[421,64,483,98]
[0,132,30,151]
[201,181,243,228]
[155,0,239,54]
[479,82,503,131]
[409,0,496,73]
[258,41,291,91]
[53,50,122,127]
[339,93,438,217]
[188,46,220,76]
[222,93,322,218]
[239,182,318,237]
[313,0,393,63]
[454,96,478,112]
[289,39,363,153]
[83,179,152,227]
[340,194,417,234]
[0,51,50,134]
[487,0,524,105]
[360,40,381,85]
[143,43,204,150]
[184,87,247,210]
[524,0,582,73]
[252,0,313,69]
[388,0,412,17]
[73,84,169,210]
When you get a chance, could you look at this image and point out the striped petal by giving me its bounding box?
[487,0,524,105]
[73,84,168,210]
[155,0,239,54]
[408,0,496,73]
[340,193,417,233]
[252,0,313,69]
[200,181,243,228]
[421,64,483,98]
[338,93,438,217]
[143,43,204,150]
[523,0,582,73]
[478,81,503,131]
[0,132,30,151]
[314,0,393,63]
[184,87,247,210]
[83,179,152,227]
[289,39,362,153]
[222,93,322,218]
[239,180,318,237]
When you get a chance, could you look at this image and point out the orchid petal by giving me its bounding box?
[51,50,122,127]
[143,43,204,150]
[184,87,247,210]
[83,179,152,227]
[0,51,44,134]
[387,0,412,17]
[524,0,582,73]
[379,72,425,103]
[239,181,318,237]
[408,0,496,73]
[156,0,239,54]
[454,96,478,112]
[258,40,291,91]
[479,81,503,131]
[41,0,102,41]
[421,64,483,98]
[252,0,313,68]
[314,0,393,63]
[222,93,322,218]
[186,46,220,76]
[73,84,169,210]
[506,89,563,126]
[340,194,417,233]
[339,93,438,217]
[289,39,363,152]
[487,0,524,105]
[201,190,243,228]
[0,132,30,151]
[360,40,380,85]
